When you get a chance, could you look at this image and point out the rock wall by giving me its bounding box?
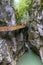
[28,0,43,63]
[0,0,29,65]
[0,0,16,26]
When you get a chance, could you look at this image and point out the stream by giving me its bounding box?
[17,49,43,65]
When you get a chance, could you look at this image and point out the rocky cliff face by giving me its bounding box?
[0,0,16,26]
[28,0,43,63]
[0,0,16,65]
[0,0,29,65]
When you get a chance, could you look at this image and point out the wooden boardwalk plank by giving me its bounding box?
[0,25,26,32]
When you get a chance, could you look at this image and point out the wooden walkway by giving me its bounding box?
[0,25,26,32]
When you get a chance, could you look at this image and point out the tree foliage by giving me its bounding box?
[14,0,33,23]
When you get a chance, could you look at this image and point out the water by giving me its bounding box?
[17,49,43,65]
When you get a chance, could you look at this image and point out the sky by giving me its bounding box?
[14,0,19,3]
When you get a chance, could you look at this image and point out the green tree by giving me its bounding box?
[13,0,33,24]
